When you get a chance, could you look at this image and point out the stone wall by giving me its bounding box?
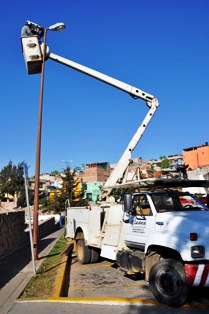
[25,216,57,239]
[0,201,17,210]
[0,211,27,258]
[0,211,57,259]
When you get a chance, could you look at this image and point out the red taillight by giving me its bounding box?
[190,233,198,241]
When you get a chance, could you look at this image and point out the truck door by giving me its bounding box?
[123,193,155,250]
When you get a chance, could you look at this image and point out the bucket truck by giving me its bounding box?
[21,35,209,307]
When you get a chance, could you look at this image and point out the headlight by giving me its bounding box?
[191,246,205,258]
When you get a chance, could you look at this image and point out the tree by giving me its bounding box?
[44,192,64,213]
[59,167,86,208]
[17,189,34,208]
[160,156,170,169]
[50,170,59,176]
[37,167,87,213]
[61,167,78,205]
[0,160,24,200]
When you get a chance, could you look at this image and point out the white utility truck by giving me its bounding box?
[66,179,209,307]
[21,34,209,307]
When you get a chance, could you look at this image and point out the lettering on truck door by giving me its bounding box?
[123,194,155,249]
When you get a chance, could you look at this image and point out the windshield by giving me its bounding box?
[150,192,209,213]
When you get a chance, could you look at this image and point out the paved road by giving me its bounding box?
[9,299,209,314]
[66,256,152,299]
[3,232,209,313]
[8,255,209,314]
[65,252,209,307]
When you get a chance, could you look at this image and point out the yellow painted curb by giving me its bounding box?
[53,241,74,297]
[17,296,209,309]
[53,254,68,297]
[48,296,158,306]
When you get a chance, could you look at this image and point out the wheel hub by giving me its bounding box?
[157,270,180,296]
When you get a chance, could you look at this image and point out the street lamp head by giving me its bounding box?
[48,22,66,31]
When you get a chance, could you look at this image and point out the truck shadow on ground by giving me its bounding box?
[187,287,209,305]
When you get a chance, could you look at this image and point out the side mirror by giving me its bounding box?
[123,194,133,213]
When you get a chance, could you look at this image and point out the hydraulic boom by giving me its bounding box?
[21,36,159,200]
[48,52,159,199]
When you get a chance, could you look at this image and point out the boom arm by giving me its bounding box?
[48,52,159,199]
[49,53,155,108]
[101,99,158,199]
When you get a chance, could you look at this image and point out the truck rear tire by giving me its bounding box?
[90,248,100,263]
[76,239,91,264]
[149,259,188,307]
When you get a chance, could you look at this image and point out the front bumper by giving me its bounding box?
[185,264,209,286]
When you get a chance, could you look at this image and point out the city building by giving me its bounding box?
[183,142,209,170]
[26,142,209,203]
[29,173,63,195]
[74,162,111,202]
[148,154,183,169]
[77,162,111,182]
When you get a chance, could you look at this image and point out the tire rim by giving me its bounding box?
[77,242,83,260]
[156,269,180,297]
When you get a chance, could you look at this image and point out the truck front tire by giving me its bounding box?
[76,239,91,264]
[149,259,188,307]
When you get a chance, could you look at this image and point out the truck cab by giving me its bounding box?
[122,190,209,261]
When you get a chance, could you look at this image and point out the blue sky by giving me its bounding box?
[1,0,209,175]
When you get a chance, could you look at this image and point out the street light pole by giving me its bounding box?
[32,22,66,260]
[62,159,73,169]
[33,27,47,260]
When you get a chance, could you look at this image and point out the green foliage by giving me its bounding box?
[0,161,25,204]
[48,193,66,214]
[47,167,87,212]
[32,167,87,213]
[61,167,76,201]
[39,197,49,208]
[61,167,82,206]
[150,163,155,174]
[17,188,34,208]
[160,156,170,169]
[50,170,59,176]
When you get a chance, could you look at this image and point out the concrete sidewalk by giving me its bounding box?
[0,227,64,314]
